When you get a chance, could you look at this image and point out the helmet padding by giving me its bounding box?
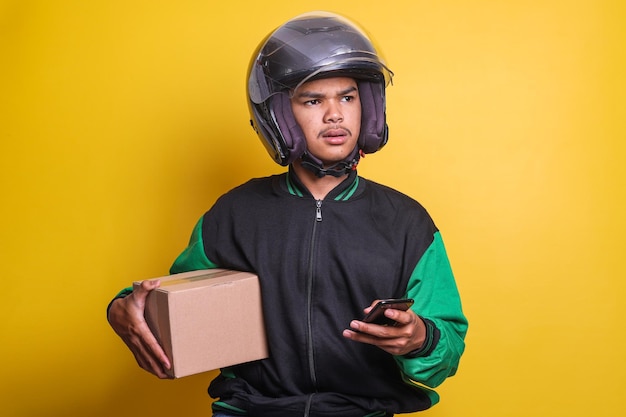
[356,80,388,153]
[269,92,306,165]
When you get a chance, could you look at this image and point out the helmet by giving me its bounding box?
[247,11,394,174]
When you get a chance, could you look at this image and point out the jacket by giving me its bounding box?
[166,168,468,416]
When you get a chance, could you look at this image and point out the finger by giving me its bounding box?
[125,326,172,378]
[346,319,396,339]
[382,308,406,325]
[363,299,382,315]
[343,325,413,356]
[133,344,171,379]
[342,327,399,353]
[140,350,171,379]
[144,334,171,370]
[132,318,172,370]
[383,307,418,328]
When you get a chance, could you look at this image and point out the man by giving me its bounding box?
[108,11,467,417]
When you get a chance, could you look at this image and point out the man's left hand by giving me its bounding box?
[342,301,426,356]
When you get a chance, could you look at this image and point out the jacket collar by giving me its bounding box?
[285,166,361,201]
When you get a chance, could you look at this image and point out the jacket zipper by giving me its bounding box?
[306,199,322,396]
[315,199,322,222]
[304,393,314,417]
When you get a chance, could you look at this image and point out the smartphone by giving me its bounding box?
[361,298,414,326]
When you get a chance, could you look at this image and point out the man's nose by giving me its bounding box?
[324,101,343,123]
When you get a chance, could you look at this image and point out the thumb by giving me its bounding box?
[140,279,161,292]
[363,299,382,314]
[131,279,160,307]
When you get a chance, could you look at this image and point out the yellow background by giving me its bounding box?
[1,1,624,416]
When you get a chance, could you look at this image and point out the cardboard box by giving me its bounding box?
[134,269,268,378]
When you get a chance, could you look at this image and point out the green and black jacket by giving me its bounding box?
[113,168,467,417]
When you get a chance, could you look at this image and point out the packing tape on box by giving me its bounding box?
[159,270,240,287]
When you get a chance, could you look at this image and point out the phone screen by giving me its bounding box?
[361,298,414,326]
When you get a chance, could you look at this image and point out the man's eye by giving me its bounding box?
[306,99,320,105]
[343,96,355,102]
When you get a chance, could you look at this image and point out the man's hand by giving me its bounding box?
[342,300,426,356]
[107,279,172,379]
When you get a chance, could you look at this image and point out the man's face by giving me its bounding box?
[290,77,361,167]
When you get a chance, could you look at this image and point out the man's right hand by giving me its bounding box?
[107,279,172,379]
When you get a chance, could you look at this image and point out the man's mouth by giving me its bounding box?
[320,127,351,139]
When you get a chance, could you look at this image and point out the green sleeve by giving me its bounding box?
[394,231,468,392]
[169,215,219,274]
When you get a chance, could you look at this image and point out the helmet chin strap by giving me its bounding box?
[299,147,361,178]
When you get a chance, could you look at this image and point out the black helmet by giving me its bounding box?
[247,11,394,174]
